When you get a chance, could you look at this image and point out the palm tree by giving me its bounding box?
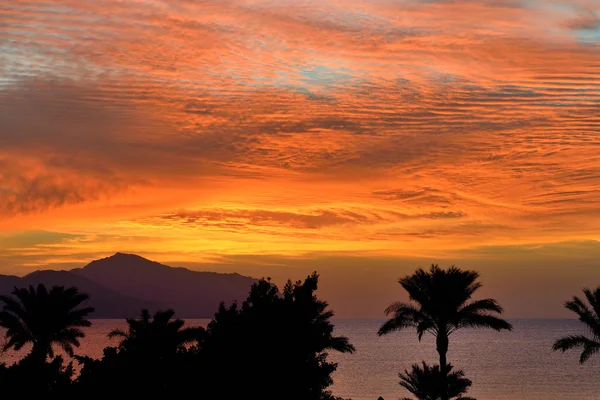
[399,362,475,400]
[0,284,94,363]
[552,287,600,363]
[109,309,204,358]
[378,265,511,400]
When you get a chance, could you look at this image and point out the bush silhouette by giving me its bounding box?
[76,273,352,399]
[200,272,354,400]
[399,362,475,400]
[0,355,74,396]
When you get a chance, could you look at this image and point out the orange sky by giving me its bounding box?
[1,0,599,317]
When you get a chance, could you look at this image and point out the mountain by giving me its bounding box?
[0,253,257,319]
[0,270,159,318]
[71,253,257,318]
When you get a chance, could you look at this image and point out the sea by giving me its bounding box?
[1,319,598,400]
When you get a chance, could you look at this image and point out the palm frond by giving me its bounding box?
[0,294,29,322]
[57,339,76,357]
[0,284,93,361]
[457,314,512,332]
[378,315,419,336]
[379,302,431,338]
[580,341,600,363]
[565,295,600,335]
[326,336,356,354]
[399,361,474,400]
[583,288,600,319]
[555,287,600,364]
[553,334,600,363]
[552,334,593,352]
[385,265,508,348]
[458,299,503,315]
[108,328,129,340]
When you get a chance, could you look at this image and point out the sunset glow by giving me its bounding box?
[1,0,599,316]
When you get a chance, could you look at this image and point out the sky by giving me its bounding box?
[1,0,599,318]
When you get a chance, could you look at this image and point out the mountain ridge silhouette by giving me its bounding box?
[0,253,257,318]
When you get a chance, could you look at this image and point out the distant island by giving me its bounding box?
[0,253,257,318]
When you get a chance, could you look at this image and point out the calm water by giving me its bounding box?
[329,319,600,400]
[1,319,598,399]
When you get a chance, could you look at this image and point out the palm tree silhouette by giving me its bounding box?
[552,287,600,363]
[0,284,94,363]
[109,309,204,357]
[378,265,511,400]
[399,362,475,400]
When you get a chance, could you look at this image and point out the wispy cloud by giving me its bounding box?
[0,0,598,268]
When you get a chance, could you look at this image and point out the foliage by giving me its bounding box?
[0,284,94,363]
[378,265,512,341]
[379,265,510,400]
[199,272,354,400]
[399,362,475,400]
[76,309,204,396]
[553,287,600,363]
[108,308,205,357]
[0,276,352,398]
[0,354,74,396]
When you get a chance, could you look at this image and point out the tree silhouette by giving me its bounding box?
[378,265,511,400]
[76,308,204,396]
[399,362,475,400]
[552,287,600,363]
[108,308,204,357]
[201,272,354,400]
[0,284,94,364]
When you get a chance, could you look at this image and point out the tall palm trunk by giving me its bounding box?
[436,333,449,400]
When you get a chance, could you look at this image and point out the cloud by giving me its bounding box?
[155,209,374,229]
[373,187,456,206]
[0,0,598,268]
[563,5,600,30]
[0,230,83,250]
[124,207,468,251]
[0,157,129,216]
[0,173,86,215]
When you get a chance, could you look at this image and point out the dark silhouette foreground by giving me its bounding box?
[553,287,600,363]
[0,273,353,399]
[0,284,94,395]
[7,265,593,400]
[0,284,94,364]
[199,273,355,400]
[399,362,475,400]
[379,265,511,400]
[75,308,205,396]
